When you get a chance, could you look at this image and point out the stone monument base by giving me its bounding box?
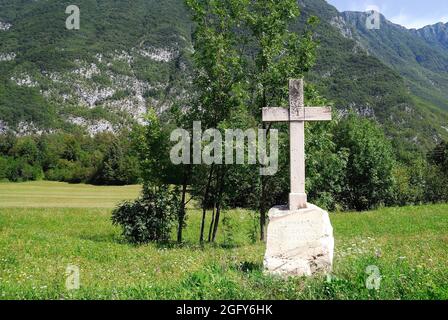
[263,204,334,277]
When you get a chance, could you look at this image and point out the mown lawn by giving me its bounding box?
[0,181,141,208]
[0,182,447,300]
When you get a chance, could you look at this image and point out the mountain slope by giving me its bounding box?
[0,0,447,152]
[297,0,448,151]
[339,11,448,114]
[0,0,193,134]
[413,22,448,51]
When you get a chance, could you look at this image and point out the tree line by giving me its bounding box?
[0,130,140,185]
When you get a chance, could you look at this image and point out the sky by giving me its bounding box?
[326,0,448,29]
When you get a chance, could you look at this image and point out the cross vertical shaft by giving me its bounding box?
[289,79,307,209]
[289,121,306,209]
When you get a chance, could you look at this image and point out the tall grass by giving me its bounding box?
[0,182,447,299]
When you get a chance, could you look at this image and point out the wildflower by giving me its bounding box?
[375,249,382,258]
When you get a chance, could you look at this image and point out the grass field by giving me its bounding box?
[1,182,448,300]
[0,181,141,208]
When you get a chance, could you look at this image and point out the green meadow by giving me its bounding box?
[0,181,447,300]
[0,181,141,208]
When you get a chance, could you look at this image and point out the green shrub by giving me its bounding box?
[424,165,448,203]
[112,186,181,244]
[9,136,40,165]
[2,157,43,182]
[45,160,92,183]
[222,214,235,248]
[334,115,396,211]
[91,139,140,185]
[0,156,8,180]
[21,163,44,181]
[429,141,448,172]
[392,160,426,206]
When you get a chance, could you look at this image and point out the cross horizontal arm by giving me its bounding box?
[262,107,332,122]
[262,108,289,122]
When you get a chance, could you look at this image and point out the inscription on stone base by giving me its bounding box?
[263,204,334,277]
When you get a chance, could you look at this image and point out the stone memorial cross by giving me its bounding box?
[262,79,332,210]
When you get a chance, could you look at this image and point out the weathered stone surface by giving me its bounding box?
[263,204,334,277]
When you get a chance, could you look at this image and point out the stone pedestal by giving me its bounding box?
[263,204,334,277]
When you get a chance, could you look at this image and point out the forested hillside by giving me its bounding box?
[340,11,448,115]
[0,0,192,134]
[0,0,447,152]
[297,0,448,152]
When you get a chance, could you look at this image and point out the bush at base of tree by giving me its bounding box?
[111,185,181,244]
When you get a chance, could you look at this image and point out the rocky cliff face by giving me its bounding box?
[339,10,448,112]
[413,22,448,50]
[0,0,192,136]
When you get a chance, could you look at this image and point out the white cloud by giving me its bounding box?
[439,15,448,24]
[327,0,448,29]
[390,12,448,29]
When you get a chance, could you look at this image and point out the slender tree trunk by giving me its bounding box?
[260,174,267,242]
[208,205,215,242]
[200,165,215,243]
[212,202,221,242]
[211,167,226,242]
[177,169,189,243]
[200,209,207,244]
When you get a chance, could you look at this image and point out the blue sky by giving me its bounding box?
[326,0,448,29]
